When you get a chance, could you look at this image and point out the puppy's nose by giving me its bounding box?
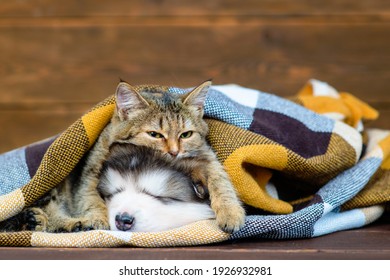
[115,212,134,231]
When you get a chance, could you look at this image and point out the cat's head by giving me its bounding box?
[111,80,211,158]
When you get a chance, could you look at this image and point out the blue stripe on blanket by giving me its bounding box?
[169,86,255,129]
[204,89,255,129]
[172,85,335,135]
[318,156,382,209]
[230,203,324,240]
[256,92,335,133]
[0,147,31,195]
[312,208,366,237]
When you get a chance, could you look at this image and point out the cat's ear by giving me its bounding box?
[115,82,149,120]
[182,80,211,113]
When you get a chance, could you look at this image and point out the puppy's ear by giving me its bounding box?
[115,82,149,120]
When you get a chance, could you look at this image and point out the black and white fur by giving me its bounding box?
[97,143,215,232]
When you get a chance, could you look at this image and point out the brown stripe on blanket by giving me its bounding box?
[250,109,332,159]
[0,231,32,247]
[25,137,57,178]
[21,119,90,206]
[283,133,358,186]
[205,118,277,163]
[343,168,390,210]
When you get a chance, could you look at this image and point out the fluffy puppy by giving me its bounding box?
[97,143,215,232]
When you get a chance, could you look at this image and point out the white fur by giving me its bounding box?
[103,169,128,194]
[104,169,215,232]
[137,169,172,197]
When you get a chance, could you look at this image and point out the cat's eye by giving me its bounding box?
[180,131,193,139]
[148,131,164,139]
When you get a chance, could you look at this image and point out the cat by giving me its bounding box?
[97,143,215,232]
[0,80,245,233]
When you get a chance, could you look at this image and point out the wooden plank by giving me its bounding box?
[0,23,389,104]
[0,111,81,153]
[367,109,390,130]
[0,0,389,17]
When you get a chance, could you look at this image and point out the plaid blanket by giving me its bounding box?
[0,79,389,247]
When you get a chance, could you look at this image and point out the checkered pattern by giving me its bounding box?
[0,79,389,247]
[0,148,30,196]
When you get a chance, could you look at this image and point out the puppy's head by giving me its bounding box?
[97,144,215,232]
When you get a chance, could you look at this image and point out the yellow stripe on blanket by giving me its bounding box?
[31,220,228,248]
[129,220,229,247]
[0,231,32,246]
[0,189,25,221]
[31,230,127,248]
[297,80,378,128]
[379,135,390,170]
[343,131,390,210]
[21,119,91,205]
[82,102,115,147]
[224,144,292,214]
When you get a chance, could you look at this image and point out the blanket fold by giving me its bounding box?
[0,79,389,247]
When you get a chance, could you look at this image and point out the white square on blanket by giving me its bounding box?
[212,84,260,108]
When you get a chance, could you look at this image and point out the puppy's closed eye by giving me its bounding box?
[99,185,125,200]
[155,196,183,204]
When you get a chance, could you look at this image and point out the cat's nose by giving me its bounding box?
[168,150,179,157]
[115,212,134,231]
[167,140,179,157]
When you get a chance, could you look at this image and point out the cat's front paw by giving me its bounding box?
[85,218,110,231]
[215,203,245,234]
[54,217,109,232]
[71,218,110,232]
[22,208,48,231]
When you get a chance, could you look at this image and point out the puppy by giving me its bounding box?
[97,143,216,232]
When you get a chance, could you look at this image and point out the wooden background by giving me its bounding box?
[0,0,389,154]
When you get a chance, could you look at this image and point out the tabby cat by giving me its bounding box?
[0,80,245,233]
